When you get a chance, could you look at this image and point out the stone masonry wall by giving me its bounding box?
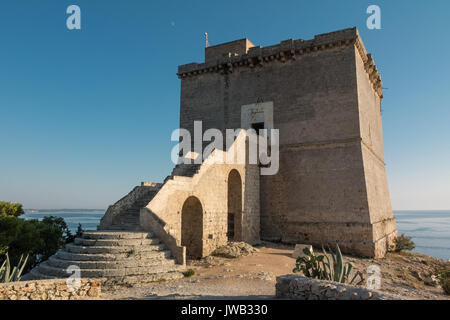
[177,27,396,258]
[276,274,401,300]
[0,279,101,300]
[141,133,260,259]
[99,183,160,229]
[355,43,397,257]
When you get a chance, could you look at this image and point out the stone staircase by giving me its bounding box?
[169,163,201,178]
[100,164,201,232]
[27,231,185,285]
[102,186,160,231]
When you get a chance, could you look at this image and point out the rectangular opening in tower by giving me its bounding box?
[251,122,265,134]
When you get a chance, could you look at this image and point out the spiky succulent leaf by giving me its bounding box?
[335,244,345,282]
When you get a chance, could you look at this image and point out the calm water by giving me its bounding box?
[394,210,450,261]
[22,211,104,234]
[21,210,450,260]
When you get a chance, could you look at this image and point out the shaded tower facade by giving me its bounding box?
[177,27,397,258]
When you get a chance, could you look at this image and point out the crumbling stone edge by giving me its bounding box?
[276,274,403,300]
[0,278,103,300]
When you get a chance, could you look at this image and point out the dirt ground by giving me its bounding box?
[102,242,450,300]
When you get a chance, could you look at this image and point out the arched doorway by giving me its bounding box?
[227,170,242,241]
[181,196,203,259]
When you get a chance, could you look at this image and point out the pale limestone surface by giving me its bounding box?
[140,131,260,262]
[100,28,396,266]
[25,231,185,285]
[276,275,402,300]
[0,279,101,300]
[177,27,396,258]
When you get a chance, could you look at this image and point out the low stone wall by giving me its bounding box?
[0,279,102,300]
[276,274,402,300]
[99,184,159,229]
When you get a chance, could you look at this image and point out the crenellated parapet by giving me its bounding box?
[353,29,383,99]
[178,27,383,99]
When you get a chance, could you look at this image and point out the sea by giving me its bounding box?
[21,210,450,261]
[394,210,450,261]
[22,210,104,234]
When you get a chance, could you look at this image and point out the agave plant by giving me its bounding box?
[293,244,364,285]
[0,253,29,283]
[321,245,364,285]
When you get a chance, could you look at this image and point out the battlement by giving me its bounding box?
[178,27,383,98]
[205,38,255,62]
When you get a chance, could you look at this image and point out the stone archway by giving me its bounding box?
[227,169,243,241]
[181,196,203,259]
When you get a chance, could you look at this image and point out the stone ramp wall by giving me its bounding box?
[0,279,102,300]
[276,274,402,300]
[141,131,260,259]
[99,183,161,229]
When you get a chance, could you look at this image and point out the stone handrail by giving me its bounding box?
[99,183,160,229]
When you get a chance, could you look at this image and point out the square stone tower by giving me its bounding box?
[177,27,397,258]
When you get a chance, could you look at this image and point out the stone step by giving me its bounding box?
[113,217,139,222]
[28,228,187,285]
[171,164,201,177]
[28,268,59,280]
[47,256,176,270]
[125,210,141,214]
[115,218,139,223]
[130,201,151,206]
[74,237,159,247]
[82,231,152,240]
[37,261,183,278]
[56,249,172,261]
[103,271,185,287]
[117,214,138,219]
[122,211,140,215]
[107,224,142,231]
[65,243,165,254]
[172,176,193,182]
[28,265,185,286]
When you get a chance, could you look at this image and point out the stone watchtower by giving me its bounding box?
[177,27,397,258]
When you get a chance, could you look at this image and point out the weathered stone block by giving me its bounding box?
[292,244,314,259]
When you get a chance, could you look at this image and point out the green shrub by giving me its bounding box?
[293,247,325,278]
[126,248,136,257]
[183,269,195,277]
[0,245,8,256]
[393,234,415,252]
[0,201,24,217]
[438,267,450,295]
[75,223,84,238]
[293,245,364,285]
[0,215,74,273]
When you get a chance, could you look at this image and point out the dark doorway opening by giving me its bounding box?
[251,122,265,134]
[227,170,242,241]
[181,196,203,259]
[227,213,235,240]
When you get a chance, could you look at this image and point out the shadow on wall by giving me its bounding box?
[181,196,203,259]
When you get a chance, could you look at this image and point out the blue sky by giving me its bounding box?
[0,0,449,210]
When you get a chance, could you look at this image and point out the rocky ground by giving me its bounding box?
[102,241,450,300]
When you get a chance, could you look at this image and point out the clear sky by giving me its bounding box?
[0,0,449,210]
